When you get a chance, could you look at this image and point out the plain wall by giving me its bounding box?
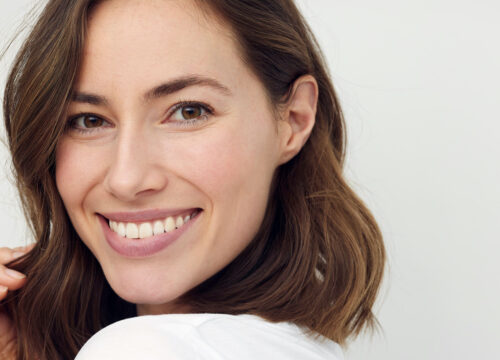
[1,1,499,359]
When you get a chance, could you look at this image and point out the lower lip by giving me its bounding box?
[98,211,201,258]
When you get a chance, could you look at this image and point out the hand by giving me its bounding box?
[0,244,35,360]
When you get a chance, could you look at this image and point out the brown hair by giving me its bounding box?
[2,0,385,358]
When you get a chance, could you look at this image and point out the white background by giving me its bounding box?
[1,1,499,359]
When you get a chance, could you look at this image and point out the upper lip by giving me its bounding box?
[99,208,200,223]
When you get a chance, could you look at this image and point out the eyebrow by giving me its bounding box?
[70,75,233,106]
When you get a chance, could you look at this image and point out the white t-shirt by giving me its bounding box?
[75,313,344,359]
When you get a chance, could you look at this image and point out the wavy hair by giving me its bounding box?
[2,0,386,358]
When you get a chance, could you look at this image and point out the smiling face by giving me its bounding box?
[55,0,287,314]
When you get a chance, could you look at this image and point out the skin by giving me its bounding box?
[1,0,318,335]
[0,244,34,359]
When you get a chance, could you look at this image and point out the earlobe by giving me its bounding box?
[277,75,319,165]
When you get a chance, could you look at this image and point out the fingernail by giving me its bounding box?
[13,252,25,259]
[5,269,26,280]
[0,285,7,292]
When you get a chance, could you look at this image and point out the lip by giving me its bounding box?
[99,208,200,223]
[98,210,201,258]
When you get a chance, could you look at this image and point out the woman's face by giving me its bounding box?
[56,0,287,313]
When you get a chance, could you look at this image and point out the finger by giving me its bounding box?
[0,248,26,265]
[0,265,26,291]
[0,285,7,301]
[12,242,36,253]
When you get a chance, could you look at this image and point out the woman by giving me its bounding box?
[0,0,386,359]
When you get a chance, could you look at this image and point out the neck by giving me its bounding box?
[136,302,192,316]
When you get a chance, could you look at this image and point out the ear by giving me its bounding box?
[276,74,318,165]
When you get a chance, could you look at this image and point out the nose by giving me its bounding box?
[103,129,167,202]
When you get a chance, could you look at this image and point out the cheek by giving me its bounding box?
[174,120,277,202]
[55,140,80,207]
[55,139,106,215]
[167,115,278,251]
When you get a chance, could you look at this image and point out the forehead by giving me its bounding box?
[78,0,246,95]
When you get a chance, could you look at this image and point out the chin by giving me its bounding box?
[112,282,181,305]
[103,269,187,306]
[119,291,170,305]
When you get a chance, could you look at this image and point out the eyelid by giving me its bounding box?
[65,100,214,134]
[65,113,113,136]
[67,113,112,127]
[166,100,214,119]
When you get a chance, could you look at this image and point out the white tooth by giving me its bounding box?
[153,220,164,235]
[117,222,126,237]
[184,215,190,223]
[111,221,117,232]
[139,223,153,239]
[164,217,175,232]
[126,223,139,239]
[175,216,184,228]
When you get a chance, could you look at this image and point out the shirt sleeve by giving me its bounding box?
[75,314,343,360]
[75,317,202,360]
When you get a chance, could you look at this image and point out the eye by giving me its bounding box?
[168,101,213,127]
[66,114,112,133]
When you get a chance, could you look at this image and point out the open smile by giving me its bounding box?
[98,209,203,257]
[107,208,201,239]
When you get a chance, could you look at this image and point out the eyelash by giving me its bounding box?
[65,100,214,134]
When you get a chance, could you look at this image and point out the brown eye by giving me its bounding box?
[168,101,213,127]
[67,114,111,133]
[82,115,104,128]
[181,105,203,120]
